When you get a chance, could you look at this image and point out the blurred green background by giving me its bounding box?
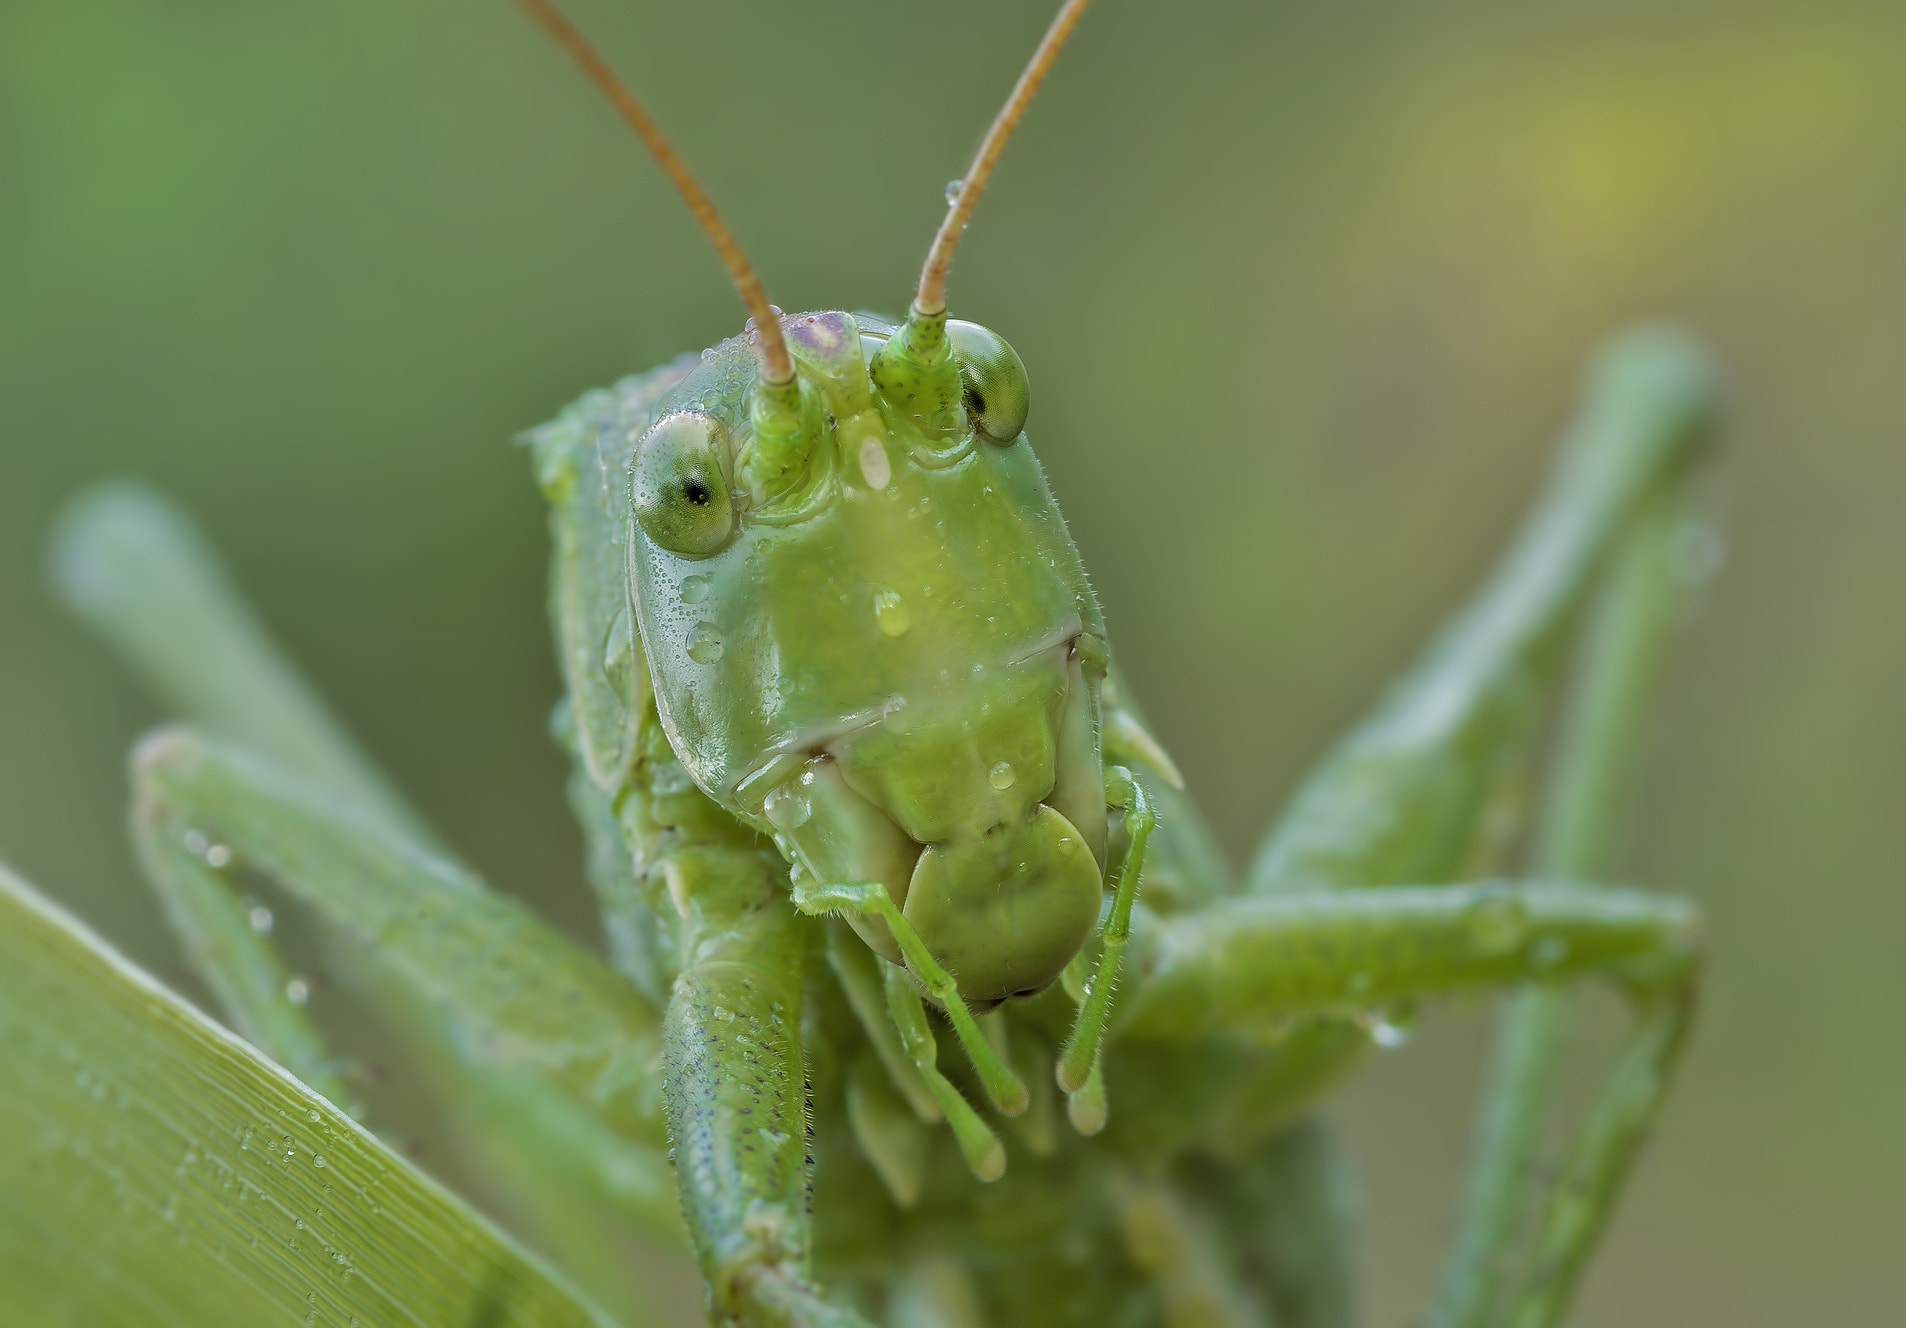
[3,0,1901,1322]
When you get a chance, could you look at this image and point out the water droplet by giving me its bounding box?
[205,843,232,868]
[248,905,274,935]
[944,178,964,205]
[1465,892,1530,955]
[988,761,1016,790]
[763,783,812,831]
[307,1108,321,1123]
[680,574,711,604]
[686,622,725,664]
[285,978,310,1006]
[873,589,911,637]
[183,829,208,856]
[312,1154,326,1169]
[858,436,891,490]
[1362,1005,1416,1049]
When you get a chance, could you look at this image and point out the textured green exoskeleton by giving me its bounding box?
[23,4,1719,1327]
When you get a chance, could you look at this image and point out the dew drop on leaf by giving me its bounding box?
[873,589,911,637]
[686,622,725,664]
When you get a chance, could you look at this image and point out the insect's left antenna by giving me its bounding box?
[516,0,794,387]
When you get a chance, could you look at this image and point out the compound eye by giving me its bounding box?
[948,320,1030,444]
[632,411,735,556]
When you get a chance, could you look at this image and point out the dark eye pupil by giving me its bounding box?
[682,478,711,506]
[967,389,987,417]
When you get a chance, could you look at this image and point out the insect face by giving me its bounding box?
[627,310,1111,1004]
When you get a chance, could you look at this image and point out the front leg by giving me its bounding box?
[1120,877,1700,1328]
[601,717,878,1325]
[664,898,871,1328]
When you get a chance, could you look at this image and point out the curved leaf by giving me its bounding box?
[0,864,620,1328]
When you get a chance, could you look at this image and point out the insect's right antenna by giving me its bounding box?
[914,0,1094,319]
[872,0,1094,431]
[516,0,794,388]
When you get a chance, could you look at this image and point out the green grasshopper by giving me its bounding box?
[24,0,1714,1324]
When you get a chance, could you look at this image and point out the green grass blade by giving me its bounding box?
[0,863,619,1328]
